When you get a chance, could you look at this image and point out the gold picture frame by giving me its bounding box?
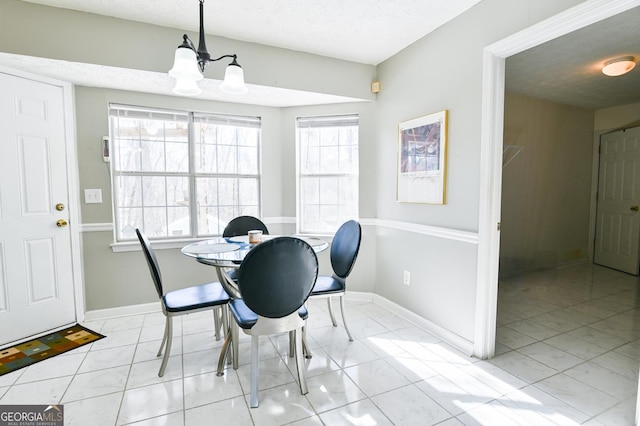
[397,110,448,204]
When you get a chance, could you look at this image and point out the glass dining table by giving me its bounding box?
[181,234,328,374]
[181,234,329,296]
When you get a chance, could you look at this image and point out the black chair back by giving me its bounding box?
[136,229,164,299]
[238,237,318,318]
[223,216,269,238]
[330,220,362,279]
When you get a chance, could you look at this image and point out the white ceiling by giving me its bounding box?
[20,0,483,66]
[506,6,640,111]
[5,0,482,106]
[6,1,640,110]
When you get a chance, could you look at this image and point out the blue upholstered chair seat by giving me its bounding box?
[229,298,308,329]
[163,282,230,313]
[311,275,345,294]
[136,228,231,378]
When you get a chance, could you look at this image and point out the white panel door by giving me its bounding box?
[0,72,76,345]
[594,126,640,275]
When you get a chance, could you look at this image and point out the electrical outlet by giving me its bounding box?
[403,270,411,286]
[84,189,102,204]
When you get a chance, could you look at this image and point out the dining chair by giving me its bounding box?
[222,215,269,238]
[136,229,231,377]
[225,236,318,408]
[309,220,361,341]
[221,215,270,284]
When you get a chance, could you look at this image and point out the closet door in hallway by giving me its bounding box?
[594,126,640,275]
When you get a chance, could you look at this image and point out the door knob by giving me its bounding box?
[631,206,639,212]
[56,219,68,227]
[55,203,65,211]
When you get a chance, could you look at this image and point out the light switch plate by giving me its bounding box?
[84,189,102,204]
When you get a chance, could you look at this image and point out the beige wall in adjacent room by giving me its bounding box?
[595,102,640,132]
[499,92,595,277]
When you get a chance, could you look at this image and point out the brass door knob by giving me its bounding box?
[56,219,68,227]
[56,203,65,211]
[631,206,639,212]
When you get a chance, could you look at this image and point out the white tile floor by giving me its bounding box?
[1,263,638,425]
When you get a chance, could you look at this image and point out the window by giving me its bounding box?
[297,114,359,234]
[109,105,261,241]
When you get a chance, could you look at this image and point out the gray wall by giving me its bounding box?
[499,92,595,276]
[372,0,585,343]
[1,0,600,347]
[75,86,298,309]
[75,87,378,309]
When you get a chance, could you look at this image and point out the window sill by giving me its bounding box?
[111,237,207,253]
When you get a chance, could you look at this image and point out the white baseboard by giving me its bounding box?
[85,291,473,356]
[369,293,474,356]
[84,302,160,321]
[344,291,374,303]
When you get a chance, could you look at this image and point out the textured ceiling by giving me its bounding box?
[7,1,640,110]
[10,0,482,106]
[19,0,483,66]
[506,6,640,110]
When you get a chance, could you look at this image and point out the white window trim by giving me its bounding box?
[108,104,262,242]
[296,114,360,235]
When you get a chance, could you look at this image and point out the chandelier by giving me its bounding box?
[168,0,248,96]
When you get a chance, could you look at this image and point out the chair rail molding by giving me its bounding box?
[82,218,478,244]
[80,222,113,232]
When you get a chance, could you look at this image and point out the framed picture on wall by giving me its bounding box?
[397,110,448,204]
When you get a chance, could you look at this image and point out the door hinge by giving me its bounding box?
[497,222,501,231]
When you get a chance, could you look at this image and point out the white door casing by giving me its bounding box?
[476,0,640,358]
[594,127,640,275]
[0,71,80,345]
[478,0,640,422]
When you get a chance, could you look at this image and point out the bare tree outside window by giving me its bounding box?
[297,115,359,234]
[109,105,261,241]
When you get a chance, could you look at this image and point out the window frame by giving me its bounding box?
[108,104,262,243]
[296,114,359,235]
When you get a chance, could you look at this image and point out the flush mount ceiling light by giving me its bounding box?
[168,0,248,96]
[602,56,636,77]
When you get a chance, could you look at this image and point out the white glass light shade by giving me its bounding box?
[220,64,248,94]
[172,78,202,96]
[602,56,636,77]
[169,47,203,81]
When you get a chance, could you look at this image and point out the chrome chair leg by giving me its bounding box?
[250,335,260,408]
[216,306,232,375]
[326,297,338,327]
[223,306,233,365]
[288,330,295,357]
[291,328,312,358]
[295,328,308,395]
[339,296,353,341]
[231,321,240,369]
[213,307,221,341]
[158,317,173,377]
[216,332,232,376]
[157,316,169,358]
[221,305,229,338]
[301,325,312,359]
